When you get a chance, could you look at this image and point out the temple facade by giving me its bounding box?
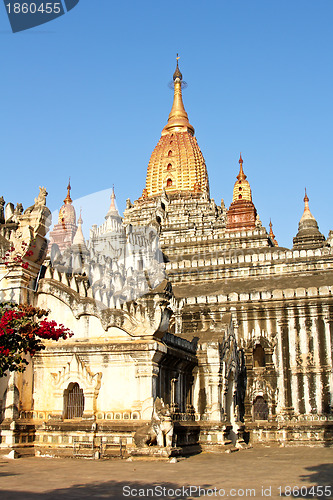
[0,60,332,457]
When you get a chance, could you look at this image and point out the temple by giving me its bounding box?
[0,59,332,457]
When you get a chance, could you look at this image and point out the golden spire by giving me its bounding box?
[64,178,72,204]
[269,219,274,236]
[162,54,194,136]
[232,154,252,202]
[144,58,209,198]
[303,188,310,212]
[269,219,278,246]
[237,153,246,181]
[300,188,315,222]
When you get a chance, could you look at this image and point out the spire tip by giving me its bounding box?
[64,177,72,204]
[173,53,182,81]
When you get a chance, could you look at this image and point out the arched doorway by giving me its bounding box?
[253,396,268,420]
[63,383,84,419]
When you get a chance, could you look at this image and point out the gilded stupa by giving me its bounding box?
[144,56,209,198]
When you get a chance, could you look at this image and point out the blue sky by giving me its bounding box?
[0,0,332,248]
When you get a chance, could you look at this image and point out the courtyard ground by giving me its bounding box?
[0,446,332,499]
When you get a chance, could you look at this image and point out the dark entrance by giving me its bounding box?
[253,396,268,420]
[253,344,266,367]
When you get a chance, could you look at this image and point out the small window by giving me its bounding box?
[167,163,172,171]
[239,187,242,191]
[63,383,84,419]
[167,179,173,187]
[168,150,172,157]
[238,194,242,199]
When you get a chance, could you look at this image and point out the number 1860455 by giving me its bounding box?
[278,485,332,497]
[6,3,62,14]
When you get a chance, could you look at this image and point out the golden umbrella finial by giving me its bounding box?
[173,53,182,81]
[237,153,246,181]
[163,55,194,135]
[64,177,72,204]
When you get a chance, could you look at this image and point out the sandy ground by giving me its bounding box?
[0,446,332,499]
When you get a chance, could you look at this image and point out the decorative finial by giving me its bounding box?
[64,177,72,204]
[269,219,278,246]
[163,55,194,135]
[77,207,83,225]
[173,53,183,81]
[72,207,87,248]
[299,187,316,224]
[110,185,116,206]
[303,187,310,213]
[237,153,246,181]
[105,185,120,218]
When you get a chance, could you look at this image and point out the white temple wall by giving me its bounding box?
[32,350,142,416]
[37,292,107,340]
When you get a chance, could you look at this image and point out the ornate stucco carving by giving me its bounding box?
[38,276,173,338]
[50,354,102,395]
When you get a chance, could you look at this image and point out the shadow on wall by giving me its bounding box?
[197,388,207,415]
